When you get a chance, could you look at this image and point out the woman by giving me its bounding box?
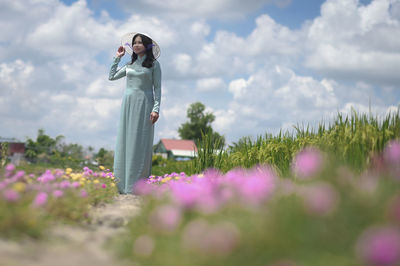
[109,32,162,194]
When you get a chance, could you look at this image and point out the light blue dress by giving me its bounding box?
[109,55,161,194]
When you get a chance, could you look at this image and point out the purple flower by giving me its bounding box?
[356,226,400,266]
[33,192,48,207]
[292,147,324,179]
[3,189,20,202]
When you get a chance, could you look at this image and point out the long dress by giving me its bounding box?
[109,55,161,194]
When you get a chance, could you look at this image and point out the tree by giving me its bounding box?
[178,102,225,148]
[95,148,114,169]
[25,129,64,163]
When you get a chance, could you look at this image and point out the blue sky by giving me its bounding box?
[0,0,399,151]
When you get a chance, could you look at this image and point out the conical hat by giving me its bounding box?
[121,32,160,59]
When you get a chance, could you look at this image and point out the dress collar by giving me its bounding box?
[137,54,146,63]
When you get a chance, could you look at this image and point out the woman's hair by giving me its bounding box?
[130,33,156,68]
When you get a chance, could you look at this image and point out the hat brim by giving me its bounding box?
[121,32,160,59]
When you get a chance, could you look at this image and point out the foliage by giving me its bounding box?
[191,130,226,174]
[192,109,400,176]
[95,148,114,170]
[178,102,225,149]
[110,142,400,266]
[0,142,8,168]
[24,129,113,170]
[0,165,118,239]
[151,155,192,177]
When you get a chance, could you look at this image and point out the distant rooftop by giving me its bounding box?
[160,139,197,152]
[0,137,23,143]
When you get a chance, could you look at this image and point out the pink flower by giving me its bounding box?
[384,140,400,164]
[101,184,107,188]
[301,182,339,217]
[5,164,16,177]
[235,166,275,206]
[292,147,324,179]
[170,181,201,208]
[14,170,25,180]
[59,180,71,189]
[33,192,48,207]
[54,169,64,178]
[3,189,20,202]
[149,204,182,233]
[37,170,55,183]
[53,190,64,198]
[71,182,80,188]
[80,189,88,198]
[133,179,155,195]
[356,226,400,266]
[5,163,16,172]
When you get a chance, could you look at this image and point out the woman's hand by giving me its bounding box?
[116,46,125,58]
[150,112,159,124]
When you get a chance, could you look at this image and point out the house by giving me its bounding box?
[154,139,197,160]
[0,138,25,165]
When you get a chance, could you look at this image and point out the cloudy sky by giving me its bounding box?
[1,0,399,151]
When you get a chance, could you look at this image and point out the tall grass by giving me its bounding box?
[191,131,226,174]
[192,109,400,175]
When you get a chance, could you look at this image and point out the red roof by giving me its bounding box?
[9,143,25,154]
[161,139,197,152]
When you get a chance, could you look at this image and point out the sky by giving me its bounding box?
[1,0,399,151]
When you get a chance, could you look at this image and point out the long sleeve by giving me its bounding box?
[109,57,127,81]
[152,60,162,113]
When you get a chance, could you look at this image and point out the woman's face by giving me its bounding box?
[133,36,145,56]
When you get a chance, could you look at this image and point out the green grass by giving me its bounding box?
[192,109,400,175]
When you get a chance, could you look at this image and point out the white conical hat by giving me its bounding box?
[121,32,160,59]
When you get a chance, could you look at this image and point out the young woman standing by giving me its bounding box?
[109,32,161,194]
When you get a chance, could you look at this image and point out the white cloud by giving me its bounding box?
[305,0,400,85]
[196,78,226,92]
[228,79,248,99]
[173,54,193,75]
[190,21,211,37]
[117,0,273,20]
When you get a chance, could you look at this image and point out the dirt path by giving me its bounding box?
[0,194,142,266]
